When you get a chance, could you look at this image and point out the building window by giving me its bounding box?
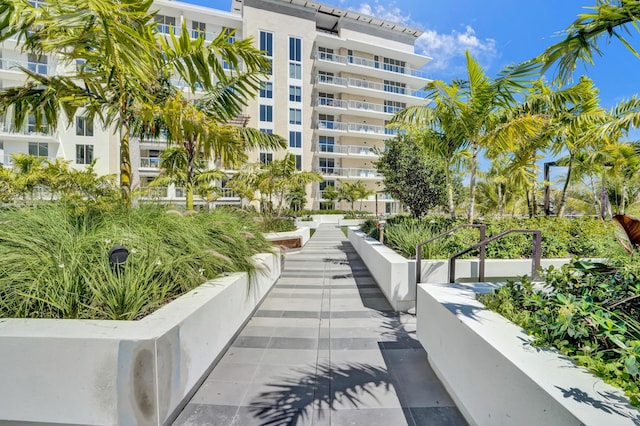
[289,37,302,62]
[27,53,47,74]
[289,108,302,125]
[319,158,335,174]
[28,142,48,158]
[318,46,334,61]
[295,154,302,170]
[384,80,406,95]
[289,131,302,148]
[260,152,273,165]
[155,15,176,34]
[192,21,206,39]
[76,144,94,164]
[384,100,406,114]
[319,136,334,152]
[260,82,273,98]
[289,85,301,102]
[289,63,301,79]
[260,31,273,57]
[259,105,273,122]
[318,114,334,129]
[260,128,273,134]
[383,57,406,73]
[76,117,93,136]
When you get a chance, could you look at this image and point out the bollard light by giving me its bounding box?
[108,245,129,265]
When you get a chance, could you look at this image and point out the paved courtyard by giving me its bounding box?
[173,224,466,426]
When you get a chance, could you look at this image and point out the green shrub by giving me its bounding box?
[371,215,623,260]
[257,216,296,232]
[0,204,271,320]
[480,258,640,406]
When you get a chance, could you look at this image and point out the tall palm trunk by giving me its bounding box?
[620,181,627,215]
[467,143,478,223]
[119,130,131,206]
[556,152,574,218]
[186,142,197,211]
[497,184,504,218]
[589,173,600,215]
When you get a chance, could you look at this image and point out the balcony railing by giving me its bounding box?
[139,186,239,199]
[315,143,378,157]
[315,51,430,79]
[314,166,381,179]
[316,97,403,115]
[2,155,56,166]
[316,120,397,137]
[315,74,427,98]
[140,157,162,169]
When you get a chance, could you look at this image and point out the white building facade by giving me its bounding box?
[0,0,431,212]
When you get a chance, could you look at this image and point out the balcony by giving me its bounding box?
[314,74,427,101]
[314,143,379,158]
[314,51,430,81]
[316,120,397,139]
[313,166,381,179]
[2,155,56,167]
[315,97,402,117]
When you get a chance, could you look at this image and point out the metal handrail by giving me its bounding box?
[448,229,542,284]
[416,224,486,284]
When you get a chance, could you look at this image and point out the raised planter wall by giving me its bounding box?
[0,252,281,426]
[348,228,415,311]
[264,227,311,248]
[416,284,639,425]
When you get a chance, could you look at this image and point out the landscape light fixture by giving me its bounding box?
[108,246,129,265]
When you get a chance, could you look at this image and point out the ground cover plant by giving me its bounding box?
[363,215,623,260]
[479,257,640,406]
[0,204,271,320]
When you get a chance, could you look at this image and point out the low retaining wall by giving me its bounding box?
[416,284,639,426]
[0,252,281,426]
[348,228,415,311]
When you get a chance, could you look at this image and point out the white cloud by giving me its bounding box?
[349,2,498,75]
[417,26,498,73]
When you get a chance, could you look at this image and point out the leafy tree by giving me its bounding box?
[320,184,339,210]
[375,136,447,217]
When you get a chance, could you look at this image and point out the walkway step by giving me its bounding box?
[173,224,467,426]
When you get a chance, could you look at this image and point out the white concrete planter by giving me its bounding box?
[416,284,639,426]
[0,252,281,426]
[348,227,415,311]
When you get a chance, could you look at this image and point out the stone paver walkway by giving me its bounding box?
[173,224,466,426]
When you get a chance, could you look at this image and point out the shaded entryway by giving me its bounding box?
[173,224,466,425]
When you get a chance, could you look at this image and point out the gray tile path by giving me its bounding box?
[173,224,467,426]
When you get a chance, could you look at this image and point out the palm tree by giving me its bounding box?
[0,1,271,204]
[137,94,285,210]
[539,1,640,83]
[337,180,374,214]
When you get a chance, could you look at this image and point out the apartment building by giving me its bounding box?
[0,0,431,212]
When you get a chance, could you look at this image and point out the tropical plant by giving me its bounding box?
[0,0,272,204]
[337,180,374,213]
[539,1,640,83]
[230,153,321,216]
[0,204,272,320]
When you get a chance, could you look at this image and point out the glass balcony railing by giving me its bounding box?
[315,74,427,98]
[140,157,162,169]
[315,120,397,137]
[315,143,378,156]
[313,166,381,179]
[315,51,430,79]
[316,97,403,115]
